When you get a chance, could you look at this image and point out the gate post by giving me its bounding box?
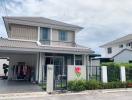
[46,64,54,93]
[120,66,126,82]
[101,66,108,83]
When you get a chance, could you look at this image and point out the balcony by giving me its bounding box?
[39,40,76,47]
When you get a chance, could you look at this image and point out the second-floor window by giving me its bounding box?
[119,44,123,48]
[40,27,50,41]
[59,31,67,41]
[107,47,112,54]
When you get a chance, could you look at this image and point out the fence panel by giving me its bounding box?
[126,67,132,81]
[88,66,102,81]
[107,66,120,82]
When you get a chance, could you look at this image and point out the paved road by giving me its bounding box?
[1,91,132,100]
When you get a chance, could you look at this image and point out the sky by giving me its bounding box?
[0,0,132,55]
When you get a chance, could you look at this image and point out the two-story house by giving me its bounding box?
[100,34,132,63]
[0,17,95,84]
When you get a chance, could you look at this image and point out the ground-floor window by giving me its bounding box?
[75,55,83,65]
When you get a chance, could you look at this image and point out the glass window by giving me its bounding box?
[107,47,112,54]
[126,43,131,47]
[119,44,123,48]
[59,31,67,41]
[75,55,83,65]
[40,27,50,40]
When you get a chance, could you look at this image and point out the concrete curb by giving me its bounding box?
[0,88,132,99]
[102,88,132,93]
[0,92,48,99]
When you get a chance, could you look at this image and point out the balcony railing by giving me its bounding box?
[39,40,77,47]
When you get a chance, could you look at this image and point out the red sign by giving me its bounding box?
[75,67,81,77]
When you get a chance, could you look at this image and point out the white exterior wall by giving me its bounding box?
[68,65,86,81]
[38,52,45,83]
[104,45,123,58]
[104,42,132,58]
[114,50,132,63]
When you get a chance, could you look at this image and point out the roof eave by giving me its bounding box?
[3,17,83,32]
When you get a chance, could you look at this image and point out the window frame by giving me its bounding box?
[59,30,68,41]
[40,27,50,41]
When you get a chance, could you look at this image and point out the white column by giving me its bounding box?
[38,53,42,83]
[101,66,108,83]
[83,55,87,80]
[35,53,39,82]
[120,66,126,82]
[37,27,41,45]
[87,56,90,80]
[46,64,54,93]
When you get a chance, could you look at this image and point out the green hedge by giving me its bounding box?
[101,62,132,68]
[68,80,132,91]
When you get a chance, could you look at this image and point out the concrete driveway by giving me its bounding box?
[0,79,42,94]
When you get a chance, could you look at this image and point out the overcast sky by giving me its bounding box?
[0,0,132,55]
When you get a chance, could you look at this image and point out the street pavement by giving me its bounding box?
[0,91,132,100]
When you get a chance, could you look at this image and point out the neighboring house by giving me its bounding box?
[100,34,132,63]
[0,17,95,83]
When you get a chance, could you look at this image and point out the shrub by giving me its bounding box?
[68,80,86,91]
[68,80,129,91]
[85,80,101,90]
[101,81,126,89]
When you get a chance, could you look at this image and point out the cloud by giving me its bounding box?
[1,0,132,55]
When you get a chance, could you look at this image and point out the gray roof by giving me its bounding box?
[0,38,94,54]
[3,17,83,34]
[100,34,132,47]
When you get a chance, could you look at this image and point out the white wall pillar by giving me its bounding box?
[35,53,39,82]
[38,53,45,83]
[87,56,90,80]
[101,66,108,83]
[120,66,126,82]
[83,54,87,80]
[46,64,54,93]
[38,53,42,83]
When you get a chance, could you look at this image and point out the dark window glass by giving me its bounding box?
[107,47,112,54]
[119,44,123,48]
[75,55,83,65]
[59,31,67,41]
[40,27,50,40]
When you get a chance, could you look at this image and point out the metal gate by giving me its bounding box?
[88,66,102,81]
[53,57,67,91]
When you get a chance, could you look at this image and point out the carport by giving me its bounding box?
[0,51,37,81]
[0,50,42,93]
